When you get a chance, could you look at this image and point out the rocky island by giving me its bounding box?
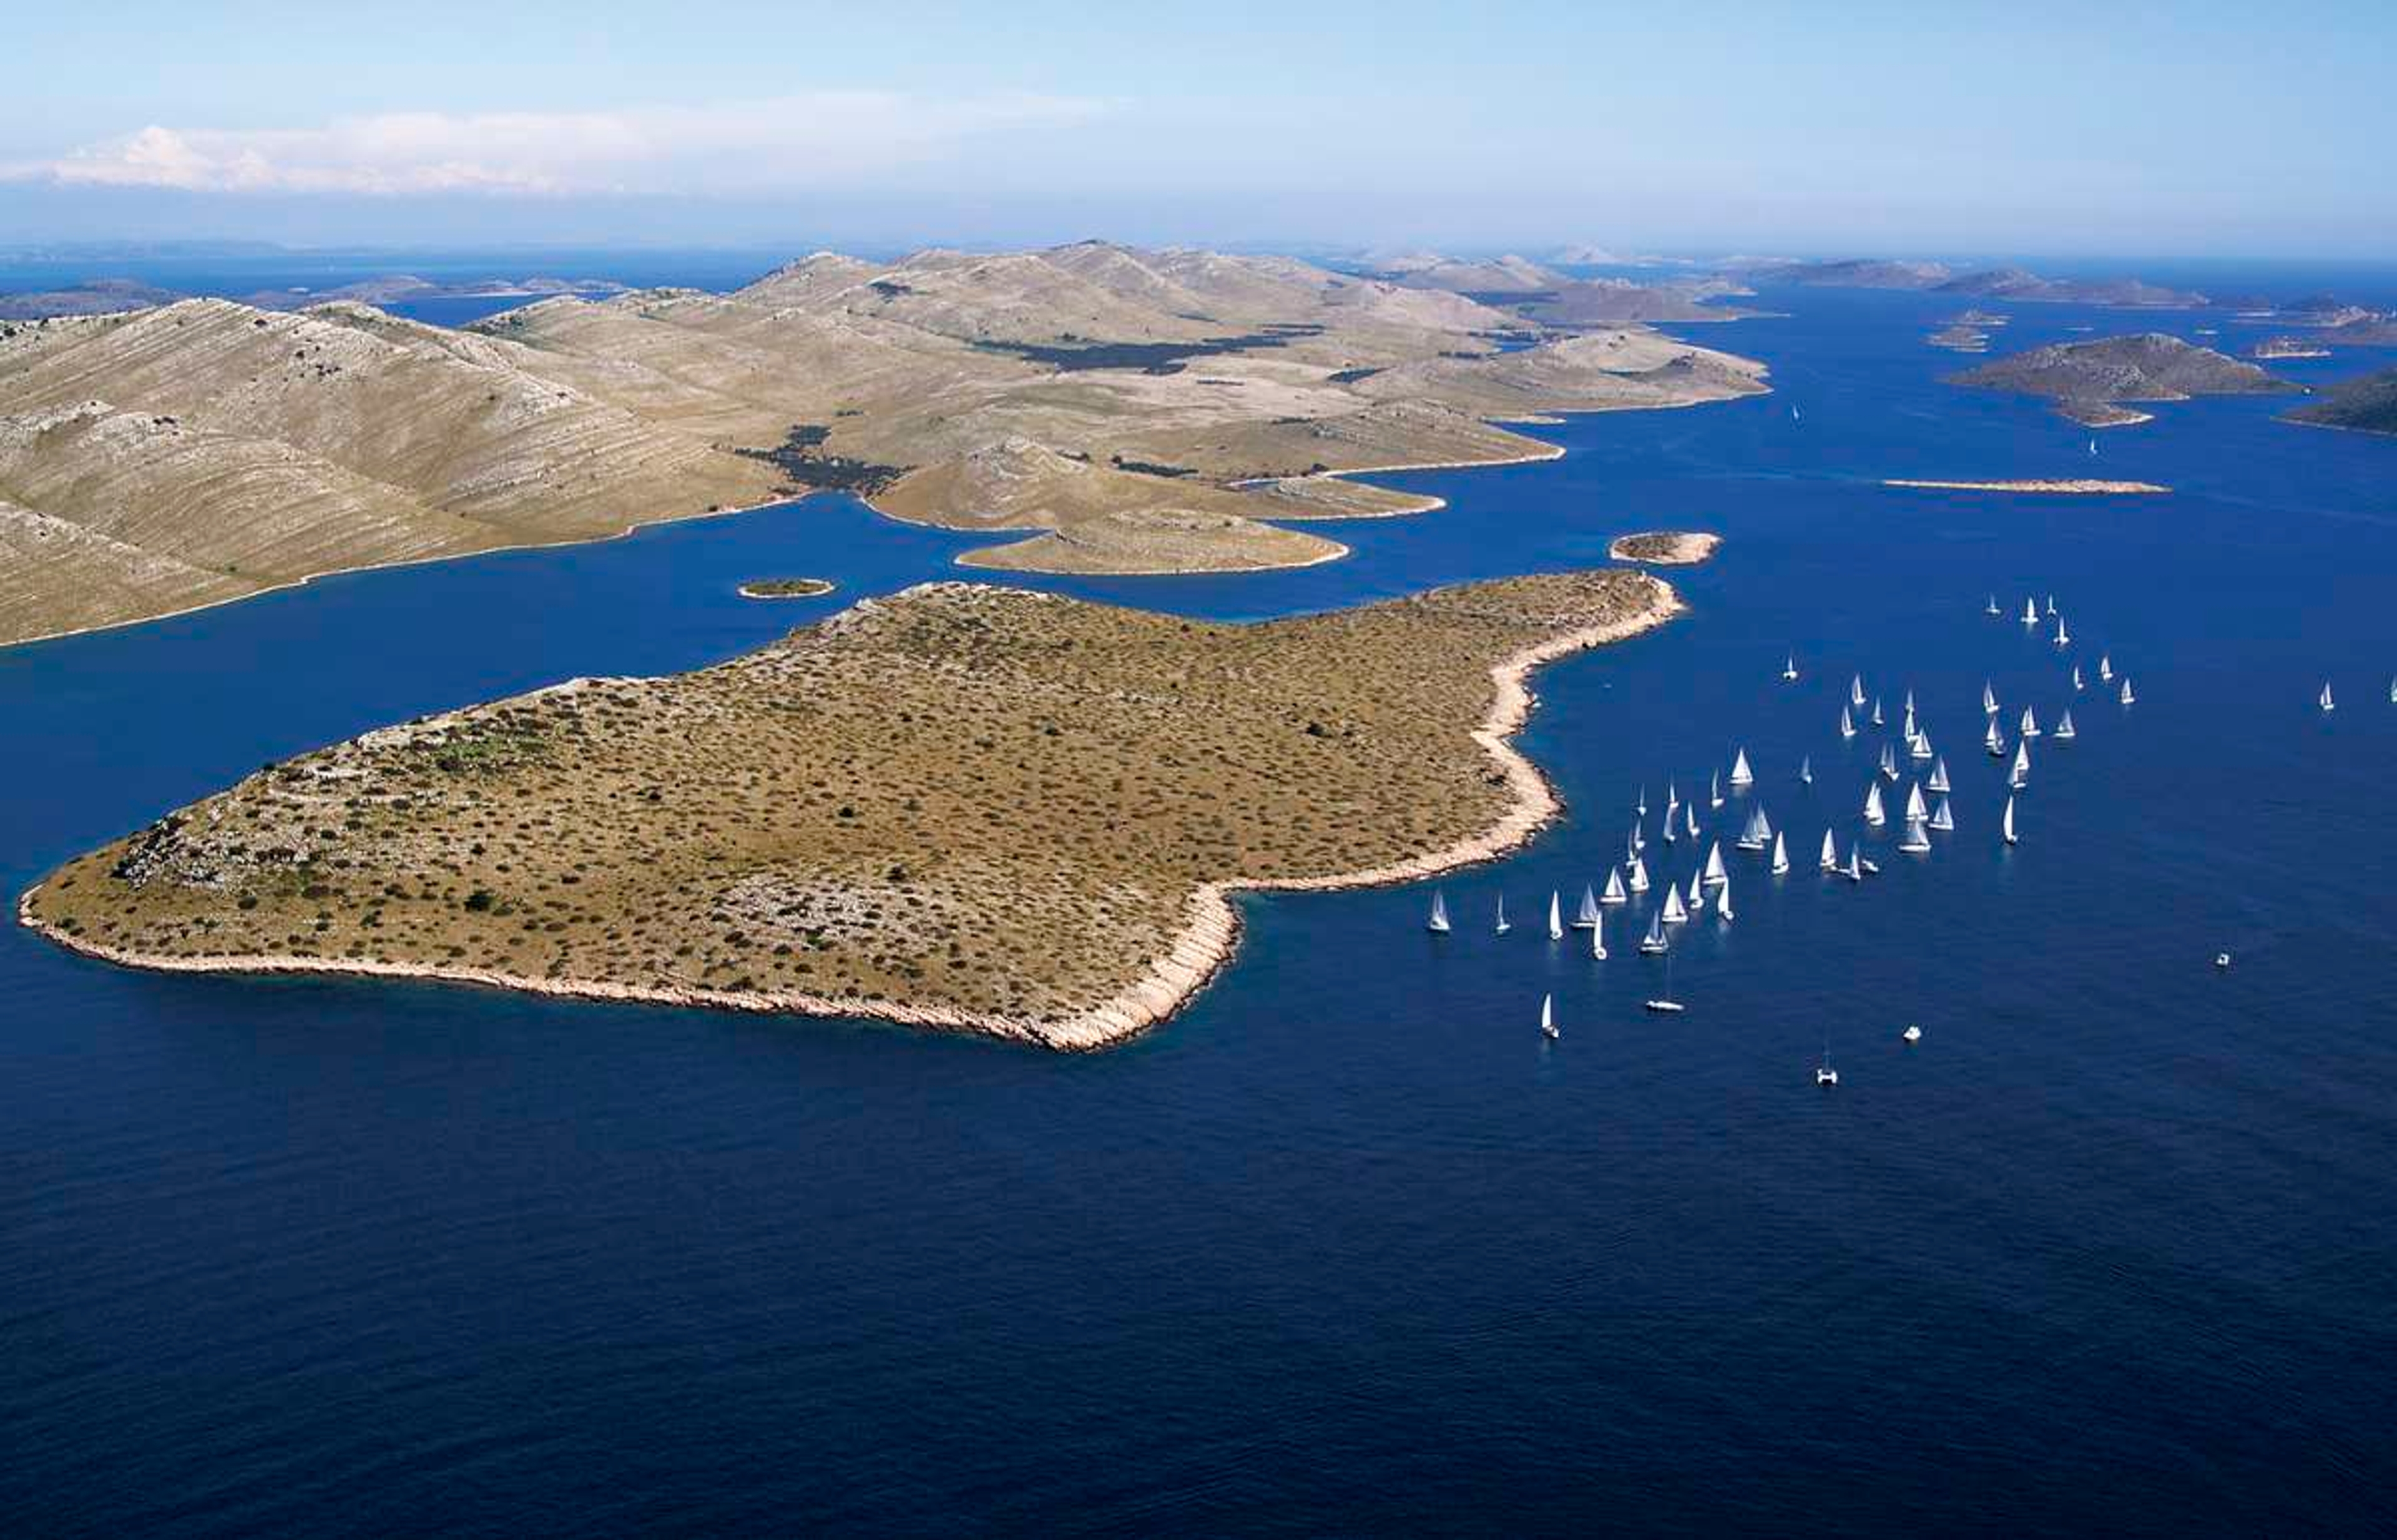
[737,577,836,599]
[1608,530,1721,564]
[1947,333,2294,424]
[20,569,1680,1049]
[2285,368,2397,436]
[0,243,1767,646]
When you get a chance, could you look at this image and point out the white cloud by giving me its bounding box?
[11,92,1109,197]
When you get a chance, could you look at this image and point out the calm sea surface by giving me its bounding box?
[4,275,2396,1535]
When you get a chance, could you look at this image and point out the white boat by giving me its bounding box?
[1898,818,1932,853]
[1839,705,1857,740]
[1661,815,1677,845]
[1902,702,1918,741]
[1631,818,1645,852]
[1871,697,1885,727]
[1547,890,1564,939]
[2054,616,2071,648]
[1819,829,1839,871]
[2390,676,2396,705]
[1639,911,1669,954]
[2009,741,2031,788]
[1736,807,1772,853]
[1904,782,1929,823]
[2072,665,2084,692]
[2099,654,2114,682]
[1816,1046,1839,1086]
[1686,871,1704,910]
[1930,795,1955,832]
[1685,803,1700,838]
[1715,876,1735,921]
[2002,795,2018,845]
[1782,654,1799,682]
[1985,594,2001,617]
[1772,830,1791,875]
[2320,681,2336,713]
[2020,705,2041,739]
[1903,1024,1923,1043]
[2022,597,2039,625]
[1798,755,1813,785]
[1575,885,1600,929]
[1662,883,1687,924]
[2119,677,2135,706]
[1880,743,1899,781]
[2054,710,2076,742]
[1541,992,1558,1041]
[1590,911,1607,960]
[1928,757,1951,794]
[1904,687,1916,714]
[1636,787,1648,818]
[1909,730,1933,762]
[1709,771,1724,809]
[1428,892,1451,933]
[1645,940,1683,1010]
[1729,748,1755,788]
[1983,681,1998,715]
[1851,674,1866,707]
[1985,718,2006,757]
[1494,895,1511,934]
[1704,840,1731,883]
[1843,845,1864,883]
[1863,782,1886,826]
[2046,594,2057,617]
[1602,866,1629,905]
[1628,855,1650,893]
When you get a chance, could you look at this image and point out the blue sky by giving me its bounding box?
[2,0,2391,257]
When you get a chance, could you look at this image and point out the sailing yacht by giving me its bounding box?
[2099,654,2114,682]
[1494,895,1511,934]
[1985,594,2001,617]
[2389,676,2396,705]
[1645,946,1684,1013]
[2002,795,2019,845]
[1930,795,1955,832]
[1575,885,1600,930]
[1636,787,1648,818]
[1541,993,1558,1041]
[1547,891,1564,939]
[2072,664,2084,692]
[1843,844,1865,882]
[1715,877,1735,921]
[1631,818,1645,853]
[1730,748,1755,788]
[1903,1023,1923,1043]
[1879,743,1899,781]
[2022,597,2039,625]
[2009,741,2031,789]
[1639,911,1669,954]
[1816,1045,1838,1086]
[1628,856,1650,893]
[1602,866,1629,905]
[1685,870,1704,911]
[1798,755,1813,785]
[1871,697,1885,727]
[1819,830,1839,871]
[1839,705,1857,740]
[1704,840,1731,883]
[2054,616,2071,648]
[1863,782,1887,826]
[1737,806,1773,853]
[2020,705,2041,738]
[1590,911,1607,961]
[2320,682,2336,713]
[1685,803,1700,839]
[1427,892,1451,933]
[2119,677,2135,706]
[1851,674,1867,707]
[1901,701,1918,741]
[1782,654,1799,682]
[2046,594,2058,616]
[1771,831,1791,875]
[1985,718,2006,757]
[2054,709,2076,742]
[1904,782,1929,823]
[1910,730,1934,761]
[1898,817,1932,853]
[1983,680,1999,715]
[1709,771,1724,809]
[1928,757,1951,794]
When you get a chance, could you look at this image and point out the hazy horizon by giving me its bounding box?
[4,1,2391,260]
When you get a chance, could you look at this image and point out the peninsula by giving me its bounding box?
[2285,367,2397,436]
[0,243,1767,646]
[20,568,1680,1049]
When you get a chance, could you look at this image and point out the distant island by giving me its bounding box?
[1946,333,2294,424]
[1609,530,1722,564]
[2284,368,2397,436]
[0,242,1767,647]
[1364,252,1758,326]
[2252,338,2331,360]
[737,577,836,599]
[1733,257,2208,308]
[1883,478,2170,494]
[19,569,1680,1049]
[0,272,625,320]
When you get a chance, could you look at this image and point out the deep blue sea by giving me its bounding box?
[5,272,2397,1536]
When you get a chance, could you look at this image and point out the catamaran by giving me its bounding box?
[1547,890,1564,939]
[1602,866,1629,905]
[1930,795,1955,832]
[1799,755,1813,785]
[1494,895,1511,934]
[2119,677,2135,706]
[1627,856,1650,894]
[1782,654,1799,682]
[1639,911,1669,954]
[1715,876,1735,921]
[2010,741,2031,789]
[1575,885,1601,929]
[1819,829,1840,871]
[1705,840,1731,883]
[1730,748,1755,787]
[1863,782,1887,826]
[1928,757,1951,794]
[1541,992,1558,1041]
[2020,705,2041,738]
[1898,817,1933,853]
[1771,830,1790,874]
[1983,680,1999,715]
[1427,891,1451,933]
[2053,709,2076,742]
[1984,718,2006,757]
[2320,682,2336,713]
[2002,795,2018,845]
[1839,705,1857,740]
[1736,806,1773,853]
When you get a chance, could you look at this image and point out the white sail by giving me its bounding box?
[1902,702,1918,741]
[1576,885,1600,928]
[2119,677,2135,705]
[1983,681,1998,715]
[1685,803,1700,838]
[1783,654,1798,682]
[1548,890,1564,939]
[1871,697,1885,727]
[2010,741,2031,787]
[1591,911,1607,960]
[2022,597,2039,625]
[2021,705,2040,738]
[2072,665,2084,692]
[1687,871,1704,908]
[1820,829,1839,870]
[1931,796,1954,832]
[1851,674,1866,707]
[2054,710,2076,741]
[1905,687,1917,715]
[2002,795,2018,845]
[1636,787,1648,817]
[1662,885,1688,924]
[1863,782,1886,825]
[1839,705,1856,740]
[2390,676,2396,705]
[1880,743,1899,780]
[2046,593,2057,616]
[1640,913,1668,953]
[1428,892,1450,933]
[1904,782,1928,823]
[1771,830,1790,874]
[1928,757,1951,794]
[1541,992,1556,1038]
[1985,594,2001,616]
[1799,755,1813,784]
[1985,719,2006,757]
[1899,818,1932,853]
[1845,845,1863,881]
[1730,748,1755,787]
[2054,617,2070,648]
[2320,682,2336,713]
[1602,866,1628,905]
[1628,856,1650,893]
[1910,730,1933,761]
[1710,771,1723,809]
[2099,654,2114,682]
[1705,841,1730,883]
[1715,876,1735,920]
[1495,895,1510,934]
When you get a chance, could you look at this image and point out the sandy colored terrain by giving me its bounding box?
[1609,531,1722,564]
[22,569,1679,1049]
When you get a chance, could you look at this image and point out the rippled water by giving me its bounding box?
[4,278,2396,1535]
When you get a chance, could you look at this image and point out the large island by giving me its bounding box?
[22,567,1682,1049]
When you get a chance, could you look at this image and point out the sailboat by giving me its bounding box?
[1645,946,1684,1013]
[1547,890,1564,939]
[1899,817,1932,853]
[1737,806,1773,853]
[1790,404,1801,422]
[2072,664,2084,692]
[1904,782,1929,823]
[2002,795,2018,845]
[1685,802,1700,839]
[1983,680,1999,715]
[2046,594,2058,617]
[1816,1044,1839,1087]
[1704,840,1731,883]
[1839,705,1857,740]
[1985,594,2001,617]
[1819,829,1840,871]
[1575,885,1600,930]
[1627,855,1650,893]
[2119,677,2135,706]
[1631,818,1645,853]
[2009,741,2031,789]
[1798,755,1813,785]
[1729,748,1755,788]
[1541,992,1558,1041]
[2054,616,2071,648]
[1984,718,2006,757]
[1639,911,1669,954]
[2022,596,2039,626]
[1602,866,1629,905]
[1771,830,1791,875]
[1879,743,1899,781]
[1636,786,1648,818]
[1903,1023,1923,1043]
[1851,674,1867,707]
[1901,701,1918,741]
[1928,757,1951,793]
[1427,892,1451,933]
[2389,676,2396,705]
[1494,895,1511,934]
[1590,911,1607,961]
[2053,709,2076,742]
[1910,730,1934,762]
[2320,682,2336,713]
[2020,705,2041,739]
[1709,771,1724,809]
[1863,782,1887,826]
[1685,870,1704,911]
[1715,876,1735,921]
[1871,697,1885,727]
[2099,654,2114,682]
[1782,654,1799,682]
[1843,844,1865,882]
[1930,795,1955,832]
